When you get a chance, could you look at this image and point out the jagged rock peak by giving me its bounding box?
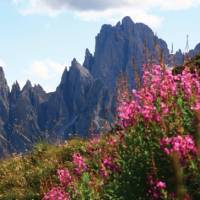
[122,16,134,26]
[32,84,48,103]
[10,81,21,101]
[71,58,82,71]
[60,67,69,85]
[188,43,200,59]
[0,67,9,94]
[0,67,8,83]
[22,80,32,91]
[85,48,92,57]
[33,84,45,92]
[71,58,79,66]
[100,24,112,35]
[116,21,121,27]
[99,16,134,34]
[32,84,47,97]
[83,48,94,71]
[135,22,154,35]
[70,58,91,78]
[11,81,20,93]
[0,66,4,75]
[194,43,200,52]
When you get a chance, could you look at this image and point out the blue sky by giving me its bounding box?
[0,0,200,92]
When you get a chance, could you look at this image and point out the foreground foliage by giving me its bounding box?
[0,61,200,199]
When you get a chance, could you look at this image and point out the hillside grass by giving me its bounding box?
[0,137,93,199]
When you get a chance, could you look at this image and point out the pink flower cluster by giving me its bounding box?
[44,153,87,199]
[103,156,118,171]
[72,153,87,175]
[148,175,166,200]
[118,64,200,127]
[100,156,119,178]
[180,69,200,111]
[57,169,72,187]
[160,135,197,158]
[43,187,70,200]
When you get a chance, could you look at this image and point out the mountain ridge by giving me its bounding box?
[0,16,200,157]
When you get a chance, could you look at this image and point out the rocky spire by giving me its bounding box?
[22,80,32,91]
[0,16,199,157]
[83,48,94,72]
[10,81,20,102]
[68,58,93,82]
[122,16,134,27]
[0,67,10,122]
[0,67,9,90]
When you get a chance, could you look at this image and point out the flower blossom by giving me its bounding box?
[72,153,87,175]
[118,64,200,128]
[148,175,166,200]
[57,168,72,187]
[160,135,197,159]
[43,187,70,200]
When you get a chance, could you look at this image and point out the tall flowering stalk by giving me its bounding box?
[160,135,197,160]
[147,175,167,200]
[118,64,200,129]
[57,169,72,187]
[43,187,70,200]
[117,64,200,199]
[72,153,87,175]
[42,63,200,200]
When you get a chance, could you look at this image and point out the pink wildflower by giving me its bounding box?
[156,181,166,189]
[72,153,87,175]
[43,187,70,200]
[160,135,197,159]
[57,169,72,187]
[102,156,118,172]
[118,64,200,128]
[148,175,166,200]
[191,102,200,111]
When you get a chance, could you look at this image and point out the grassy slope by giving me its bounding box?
[0,138,90,199]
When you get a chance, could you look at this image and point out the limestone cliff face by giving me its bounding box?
[0,67,9,155]
[6,81,48,153]
[43,58,113,139]
[0,16,199,156]
[88,16,169,91]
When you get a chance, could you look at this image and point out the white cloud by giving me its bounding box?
[13,0,200,12]
[13,0,200,28]
[76,8,162,29]
[20,59,65,92]
[13,0,62,16]
[28,59,64,79]
[158,0,200,10]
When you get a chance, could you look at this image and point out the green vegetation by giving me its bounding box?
[0,139,89,199]
[1,56,200,199]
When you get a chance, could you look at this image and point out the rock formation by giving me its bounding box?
[0,16,200,156]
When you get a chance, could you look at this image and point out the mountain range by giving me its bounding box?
[0,16,200,157]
